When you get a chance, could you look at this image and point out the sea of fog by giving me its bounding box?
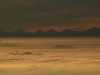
[0,37,100,75]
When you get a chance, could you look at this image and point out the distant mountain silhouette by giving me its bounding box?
[60,29,74,36]
[82,27,100,36]
[9,29,27,37]
[0,27,100,37]
[34,30,45,37]
[45,29,58,37]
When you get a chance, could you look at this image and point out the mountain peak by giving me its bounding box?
[35,30,44,33]
[62,28,73,33]
[16,29,25,31]
[89,27,100,31]
[12,29,26,34]
[47,29,57,33]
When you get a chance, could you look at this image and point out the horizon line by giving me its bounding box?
[0,27,100,33]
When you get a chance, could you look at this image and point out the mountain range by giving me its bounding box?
[0,27,100,37]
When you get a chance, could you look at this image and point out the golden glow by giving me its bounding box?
[0,38,100,75]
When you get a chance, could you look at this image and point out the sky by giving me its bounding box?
[0,0,100,32]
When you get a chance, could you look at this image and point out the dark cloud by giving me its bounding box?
[0,58,23,62]
[21,52,33,55]
[0,0,100,31]
[9,51,33,55]
[9,51,43,56]
[49,45,76,49]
